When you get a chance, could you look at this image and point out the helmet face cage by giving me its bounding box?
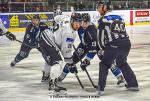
[82,13,91,22]
[70,13,82,23]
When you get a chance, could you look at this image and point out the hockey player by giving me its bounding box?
[0,18,16,41]
[97,0,139,95]
[41,13,71,82]
[57,13,97,82]
[39,13,82,92]
[58,13,125,87]
[10,15,48,67]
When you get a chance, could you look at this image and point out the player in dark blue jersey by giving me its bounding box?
[10,15,48,67]
[97,0,139,95]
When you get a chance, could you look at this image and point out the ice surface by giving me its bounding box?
[0,25,150,101]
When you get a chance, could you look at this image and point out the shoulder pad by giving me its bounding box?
[39,22,46,26]
[28,23,33,28]
[87,24,96,29]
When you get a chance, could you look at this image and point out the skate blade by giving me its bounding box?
[41,80,49,83]
[49,90,67,98]
[84,87,97,92]
[127,87,139,91]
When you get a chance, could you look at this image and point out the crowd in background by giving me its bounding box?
[0,0,150,13]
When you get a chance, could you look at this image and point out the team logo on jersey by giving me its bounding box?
[77,48,84,56]
[66,38,74,42]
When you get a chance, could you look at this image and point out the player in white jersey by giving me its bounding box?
[0,18,16,41]
[39,13,82,92]
[41,14,71,82]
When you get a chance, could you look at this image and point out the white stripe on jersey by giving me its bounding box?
[97,29,103,51]
[105,26,113,42]
[101,30,105,48]
[41,32,52,47]
[43,30,60,51]
[44,31,55,47]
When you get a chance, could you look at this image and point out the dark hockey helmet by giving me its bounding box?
[82,13,91,22]
[70,13,82,23]
[98,0,113,10]
[32,14,40,20]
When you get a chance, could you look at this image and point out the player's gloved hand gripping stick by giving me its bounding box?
[73,45,98,89]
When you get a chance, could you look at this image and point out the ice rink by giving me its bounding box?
[0,25,150,101]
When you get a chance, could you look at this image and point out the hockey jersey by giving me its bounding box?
[41,22,77,64]
[97,12,129,50]
[77,25,97,61]
[23,22,48,47]
[0,18,8,36]
[55,23,77,63]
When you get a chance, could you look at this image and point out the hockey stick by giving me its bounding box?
[84,69,98,89]
[73,45,98,89]
[75,72,84,89]
[2,33,33,48]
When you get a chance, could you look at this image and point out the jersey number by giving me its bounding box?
[111,20,126,33]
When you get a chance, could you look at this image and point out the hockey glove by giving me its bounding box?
[65,63,78,73]
[80,59,90,71]
[97,50,104,60]
[4,31,16,41]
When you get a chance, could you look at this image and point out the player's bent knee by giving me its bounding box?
[50,61,63,79]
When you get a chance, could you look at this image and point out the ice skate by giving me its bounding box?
[49,79,67,97]
[117,75,126,87]
[97,90,104,96]
[125,85,139,91]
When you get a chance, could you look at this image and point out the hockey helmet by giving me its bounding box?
[31,14,40,26]
[70,13,82,23]
[32,14,40,20]
[82,13,91,22]
[98,0,113,10]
